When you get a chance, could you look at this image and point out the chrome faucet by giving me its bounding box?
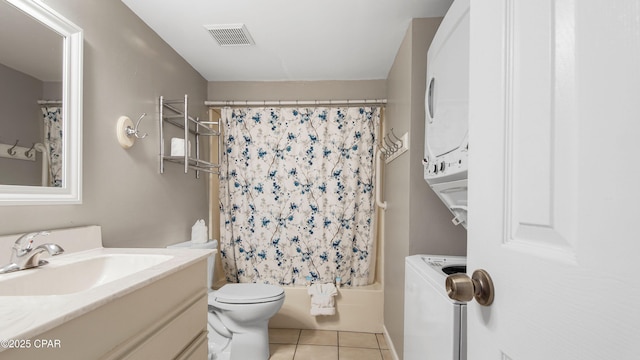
[0,231,64,274]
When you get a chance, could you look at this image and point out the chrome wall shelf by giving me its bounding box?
[159,95,220,177]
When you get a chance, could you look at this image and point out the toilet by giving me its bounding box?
[167,240,285,360]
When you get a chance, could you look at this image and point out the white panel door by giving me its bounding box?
[467,0,640,359]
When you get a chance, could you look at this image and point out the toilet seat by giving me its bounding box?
[211,283,285,304]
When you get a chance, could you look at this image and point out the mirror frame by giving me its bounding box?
[0,0,82,205]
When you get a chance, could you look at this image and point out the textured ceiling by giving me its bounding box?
[121,0,454,81]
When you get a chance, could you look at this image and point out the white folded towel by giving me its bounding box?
[308,283,338,316]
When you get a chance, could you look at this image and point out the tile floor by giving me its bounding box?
[269,328,393,360]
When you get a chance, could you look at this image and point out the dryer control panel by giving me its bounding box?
[422,143,468,183]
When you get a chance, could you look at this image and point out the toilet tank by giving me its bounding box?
[167,240,217,290]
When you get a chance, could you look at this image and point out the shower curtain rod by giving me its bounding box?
[205,99,387,107]
[37,100,62,105]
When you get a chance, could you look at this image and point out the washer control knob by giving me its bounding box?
[446,269,495,306]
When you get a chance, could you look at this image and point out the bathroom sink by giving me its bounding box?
[0,253,172,296]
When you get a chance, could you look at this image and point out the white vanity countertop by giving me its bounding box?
[0,247,212,343]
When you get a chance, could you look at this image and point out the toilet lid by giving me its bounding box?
[214,283,285,304]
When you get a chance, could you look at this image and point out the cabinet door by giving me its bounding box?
[176,332,209,360]
[122,295,207,360]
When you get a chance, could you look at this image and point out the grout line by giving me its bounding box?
[293,329,300,360]
[269,329,387,359]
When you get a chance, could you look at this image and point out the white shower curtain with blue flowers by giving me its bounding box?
[220,107,380,287]
[41,106,63,187]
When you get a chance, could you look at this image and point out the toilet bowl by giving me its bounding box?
[208,283,285,360]
[167,240,285,360]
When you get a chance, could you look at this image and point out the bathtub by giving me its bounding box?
[268,282,384,333]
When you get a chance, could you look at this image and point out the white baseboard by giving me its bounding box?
[382,325,400,360]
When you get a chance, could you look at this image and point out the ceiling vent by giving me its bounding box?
[205,24,255,47]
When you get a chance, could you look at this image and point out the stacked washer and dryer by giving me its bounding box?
[404,0,470,359]
[422,0,470,229]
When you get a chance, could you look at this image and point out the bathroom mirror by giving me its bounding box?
[0,0,83,205]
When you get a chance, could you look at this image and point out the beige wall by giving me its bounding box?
[383,18,467,358]
[0,64,43,186]
[0,0,209,248]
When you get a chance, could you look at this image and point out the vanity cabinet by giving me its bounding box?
[0,260,209,360]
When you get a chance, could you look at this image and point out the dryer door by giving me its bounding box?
[424,0,470,184]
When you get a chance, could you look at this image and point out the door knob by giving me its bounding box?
[446,269,495,306]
